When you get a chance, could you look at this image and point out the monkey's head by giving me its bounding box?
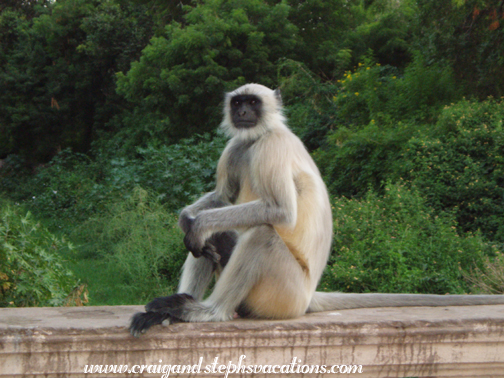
[221,83,285,140]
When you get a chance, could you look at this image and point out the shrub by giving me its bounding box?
[115,0,298,142]
[313,55,460,198]
[0,198,78,307]
[0,133,226,231]
[314,122,415,197]
[73,188,187,304]
[333,54,458,128]
[465,249,504,295]
[320,182,488,294]
[277,59,339,151]
[0,149,107,229]
[397,97,504,241]
[114,133,226,210]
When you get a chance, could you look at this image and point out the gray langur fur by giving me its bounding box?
[129,83,504,336]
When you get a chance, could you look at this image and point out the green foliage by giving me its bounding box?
[315,96,504,242]
[397,97,504,241]
[117,0,191,31]
[0,150,108,230]
[314,123,415,197]
[0,0,154,163]
[413,0,504,97]
[465,251,504,295]
[277,59,339,151]
[320,182,488,294]
[116,0,298,143]
[2,0,504,307]
[286,0,360,77]
[287,0,415,77]
[0,199,77,307]
[130,133,227,209]
[313,53,460,198]
[0,134,225,232]
[349,0,414,68]
[73,188,186,304]
[95,133,226,211]
[333,54,459,127]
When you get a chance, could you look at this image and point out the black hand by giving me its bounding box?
[178,211,193,234]
[183,229,203,257]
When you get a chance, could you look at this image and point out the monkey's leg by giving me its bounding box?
[178,253,216,301]
[178,231,237,299]
[130,253,216,337]
[130,232,237,336]
[142,225,310,324]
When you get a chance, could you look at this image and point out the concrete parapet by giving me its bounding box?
[1,305,504,377]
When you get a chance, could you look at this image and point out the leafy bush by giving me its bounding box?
[397,97,504,241]
[320,182,488,294]
[412,0,504,97]
[314,122,416,197]
[115,0,298,144]
[100,133,226,210]
[0,149,109,230]
[73,188,187,304]
[286,0,414,77]
[333,54,458,128]
[278,59,339,151]
[465,250,504,295]
[1,133,226,231]
[315,95,504,243]
[0,198,78,307]
[0,0,154,164]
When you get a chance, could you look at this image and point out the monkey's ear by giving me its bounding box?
[274,88,282,106]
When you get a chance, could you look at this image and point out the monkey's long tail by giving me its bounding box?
[307,291,504,312]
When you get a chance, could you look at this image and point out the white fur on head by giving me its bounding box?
[220,83,287,140]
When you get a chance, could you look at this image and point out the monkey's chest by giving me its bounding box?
[226,144,259,205]
[234,174,260,204]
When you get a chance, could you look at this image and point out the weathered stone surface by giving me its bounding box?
[1,305,504,377]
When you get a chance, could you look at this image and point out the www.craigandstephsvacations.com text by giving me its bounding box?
[84,355,364,376]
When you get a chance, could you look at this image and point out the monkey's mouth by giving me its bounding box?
[234,121,257,129]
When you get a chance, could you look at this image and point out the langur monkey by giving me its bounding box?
[130,83,504,336]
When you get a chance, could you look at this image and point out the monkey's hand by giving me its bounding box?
[179,210,221,263]
[182,216,202,255]
[178,209,193,234]
[183,216,220,262]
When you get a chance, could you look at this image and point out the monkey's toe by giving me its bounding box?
[129,311,168,337]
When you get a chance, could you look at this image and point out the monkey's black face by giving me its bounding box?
[230,95,262,129]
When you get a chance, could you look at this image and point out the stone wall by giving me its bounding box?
[1,305,504,377]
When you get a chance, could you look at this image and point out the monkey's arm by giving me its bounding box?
[179,143,235,234]
[183,199,294,255]
[184,159,297,255]
[178,192,228,233]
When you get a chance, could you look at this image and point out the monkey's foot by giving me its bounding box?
[129,311,170,337]
[145,293,196,321]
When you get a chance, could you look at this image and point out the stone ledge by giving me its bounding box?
[1,305,504,377]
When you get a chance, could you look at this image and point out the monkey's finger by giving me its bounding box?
[202,245,221,263]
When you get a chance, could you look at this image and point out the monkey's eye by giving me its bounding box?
[232,100,240,107]
[250,99,257,105]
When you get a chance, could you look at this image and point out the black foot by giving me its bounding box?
[130,294,196,337]
[129,311,169,337]
[145,293,195,319]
